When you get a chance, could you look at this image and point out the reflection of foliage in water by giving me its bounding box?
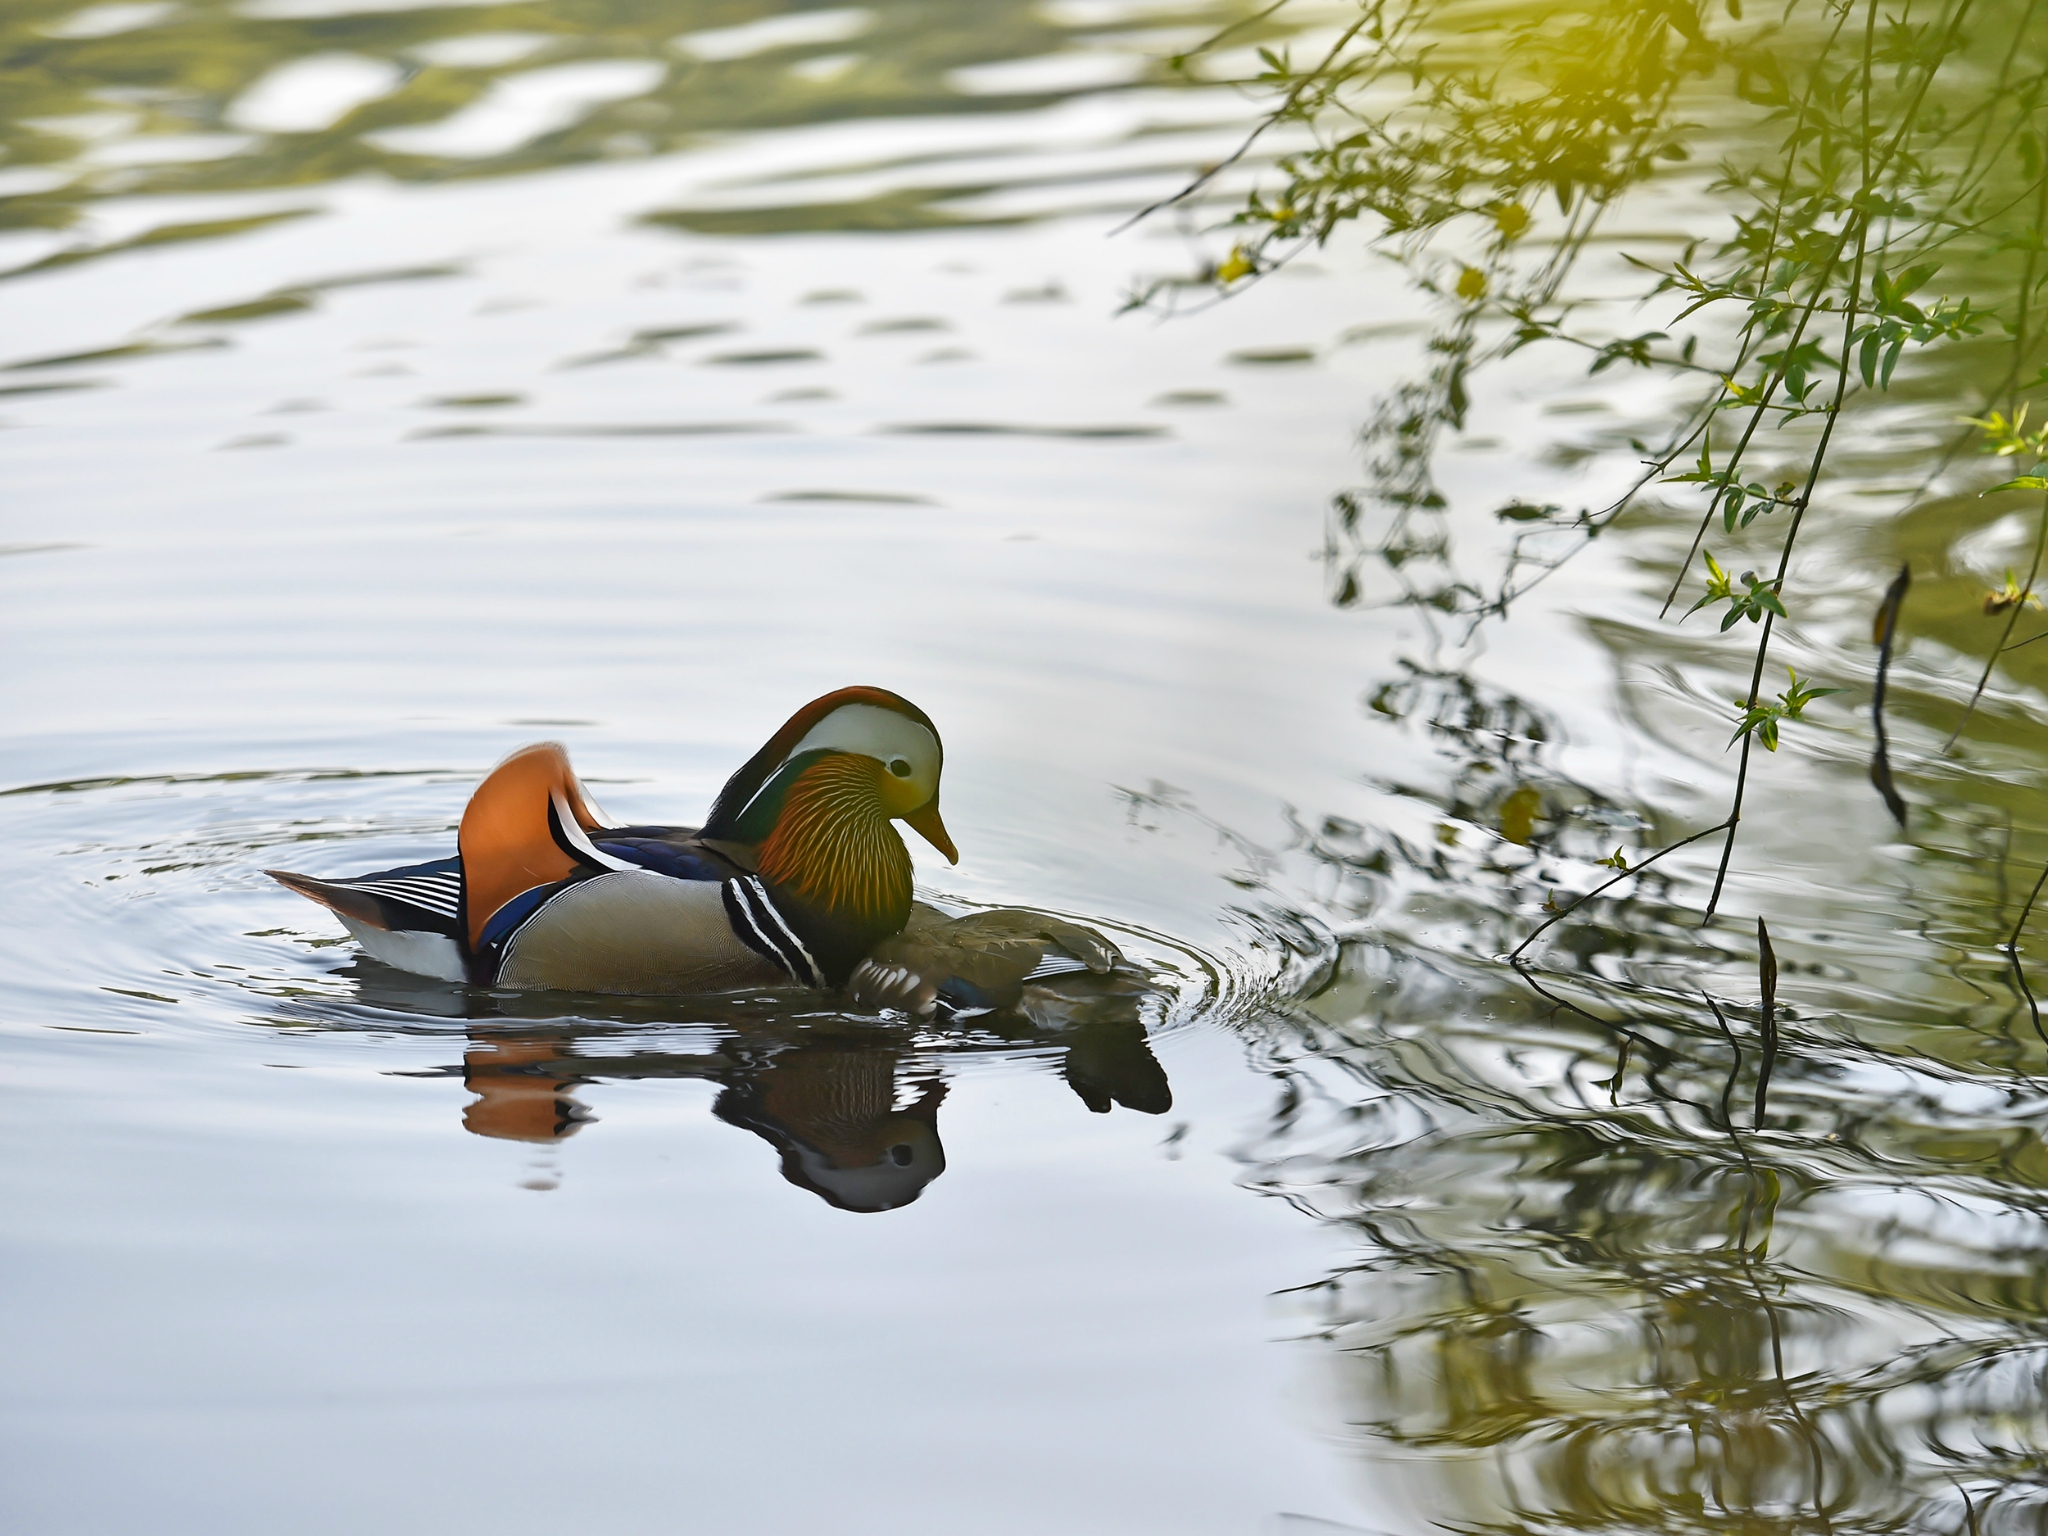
[1155,664,2048,1533]
[1238,936,2048,1536]
[1121,24,2048,1517]
[1151,0,2048,922]
[0,0,1291,259]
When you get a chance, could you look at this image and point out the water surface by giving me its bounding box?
[8,1,2048,1533]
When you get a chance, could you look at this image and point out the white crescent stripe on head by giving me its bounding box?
[550,787,636,871]
[734,701,942,827]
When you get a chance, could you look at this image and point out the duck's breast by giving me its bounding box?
[495,870,783,995]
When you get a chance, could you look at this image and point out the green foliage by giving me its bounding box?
[1663,445,1798,531]
[1686,550,1785,629]
[1981,567,2043,613]
[1151,0,2048,919]
[1969,403,2048,477]
[1730,668,1843,751]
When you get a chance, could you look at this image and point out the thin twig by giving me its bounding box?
[1708,990,1743,1135]
[1955,1479,1983,1536]
[1943,491,2048,753]
[2002,854,2048,1050]
[2004,856,2048,954]
[1107,4,1373,237]
[1704,90,1886,920]
[1654,0,1862,620]
[2011,944,2047,1053]
[1507,820,1731,961]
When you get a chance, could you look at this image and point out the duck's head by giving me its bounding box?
[702,687,954,859]
[701,689,955,970]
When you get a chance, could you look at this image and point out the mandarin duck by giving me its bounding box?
[269,686,1132,1010]
[270,687,955,992]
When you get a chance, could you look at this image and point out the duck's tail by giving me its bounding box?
[266,864,469,982]
[266,868,393,929]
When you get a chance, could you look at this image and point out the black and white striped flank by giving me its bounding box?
[721,876,823,987]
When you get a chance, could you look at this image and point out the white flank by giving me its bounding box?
[338,915,467,982]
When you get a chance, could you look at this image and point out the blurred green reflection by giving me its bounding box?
[0,0,1282,262]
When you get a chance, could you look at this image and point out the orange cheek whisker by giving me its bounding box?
[756,755,913,925]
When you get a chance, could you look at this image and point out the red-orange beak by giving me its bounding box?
[902,799,958,864]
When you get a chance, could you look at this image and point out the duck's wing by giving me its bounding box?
[456,741,647,950]
[266,739,618,949]
[848,909,1126,1019]
[587,825,746,882]
[269,749,764,987]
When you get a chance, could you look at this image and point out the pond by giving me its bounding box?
[4,0,2047,1532]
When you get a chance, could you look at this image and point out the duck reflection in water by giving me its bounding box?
[709,1042,949,1211]
[453,983,1171,1213]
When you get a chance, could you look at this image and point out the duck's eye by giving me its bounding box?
[887,758,913,778]
[889,1143,914,1166]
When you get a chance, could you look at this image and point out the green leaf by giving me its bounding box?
[1986,477,2048,494]
[1893,263,1940,300]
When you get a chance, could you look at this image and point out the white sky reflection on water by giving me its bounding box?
[0,0,1723,1527]
[0,24,1519,1534]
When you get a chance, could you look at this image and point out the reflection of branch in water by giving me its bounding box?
[1870,563,1912,826]
[1322,329,1608,649]
[1506,820,1731,964]
[1109,676,2048,1531]
[1235,928,2048,1535]
[1116,779,1285,892]
[1753,917,1779,1129]
[2002,856,2048,1052]
[1115,676,2048,1526]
